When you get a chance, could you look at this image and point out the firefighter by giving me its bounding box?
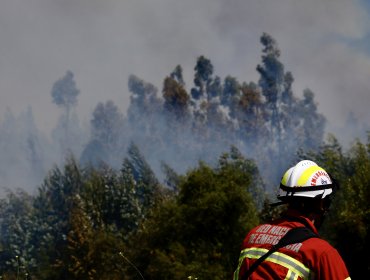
[234,160,351,280]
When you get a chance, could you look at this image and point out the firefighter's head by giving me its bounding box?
[276,160,338,226]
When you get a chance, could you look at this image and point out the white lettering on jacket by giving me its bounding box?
[248,225,302,253]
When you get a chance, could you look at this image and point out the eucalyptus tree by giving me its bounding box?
[51,70,81,156]
[256,32,284,151]
[83,100,125,167]
[297,88,326,151]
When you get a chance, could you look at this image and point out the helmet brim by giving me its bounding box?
[278,183,333,199]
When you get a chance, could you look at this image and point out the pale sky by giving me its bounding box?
[1,0,370,144]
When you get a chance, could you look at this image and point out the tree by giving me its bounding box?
[236,82,267,148]
[91,101,124,148]
[126,74,163,159]
[128,148,262,279]
[51,70,80,112]
[256,33,284,151]
[162,74,192,154]
[51,70,80,155]
[121,143,161,213]
[0,190,37,278]
[190,56,216,135]
[208,75,222,100]
[170,65,185,86]
[296,88,326,151]
[190,56,234,157]
[31,156,83,278]
[161,161,181,192]
[63,197,127,280]
[191,56,214,101]
[83,100,125,167]
[0,107,49,191]
[163,76,190,120]
[254,33,328,185]
[127,74,161,129]
[278,71,299,159]
[220,76,240,117]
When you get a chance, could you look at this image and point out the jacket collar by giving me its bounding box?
[282,208,319,235]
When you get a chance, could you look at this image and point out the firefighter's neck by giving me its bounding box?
[308,201,326,228]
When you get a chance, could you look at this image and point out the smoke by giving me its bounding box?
[1,0,370,192]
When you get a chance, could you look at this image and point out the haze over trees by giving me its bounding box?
[0,32,325,192]
[0,33,368,278]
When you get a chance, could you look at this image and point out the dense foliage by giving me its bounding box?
[125,147,262,279]
[0,136,369,278]
[0,146,263,279]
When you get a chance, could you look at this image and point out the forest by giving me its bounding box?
[0,33,368,279]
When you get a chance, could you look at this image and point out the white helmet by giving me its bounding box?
[278,160,333,201]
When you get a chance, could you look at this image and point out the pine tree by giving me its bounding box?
[31,156,83,277]
[121,143,160,212]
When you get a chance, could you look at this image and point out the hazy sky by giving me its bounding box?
[1,0,370,142]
